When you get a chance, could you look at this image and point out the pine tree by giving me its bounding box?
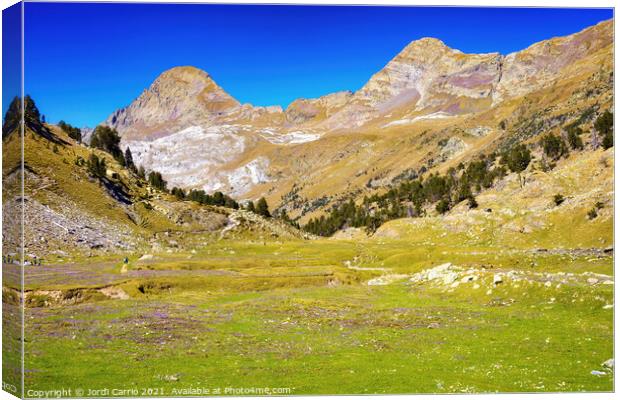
[87,153,106,178]
[595,111,614,149]
[256,197,270,218]
[171,187,186,200]
[58,120,82,142]
[148,171,167,191]
[503,144,531,187]
[137,165,146,180]
[124,147,136,172]
[90,125,125,165]
[2,96,21,138]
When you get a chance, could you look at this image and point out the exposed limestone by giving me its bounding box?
[408,263,611,290]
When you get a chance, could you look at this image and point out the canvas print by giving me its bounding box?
[1,2,615,397]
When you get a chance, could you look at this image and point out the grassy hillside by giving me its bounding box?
[1,111,310,267]
[250,37,613,227]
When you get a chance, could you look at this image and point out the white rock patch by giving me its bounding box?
[259,128,322,145]
[382,112,454,127]
[123,125,247,191]
[221,157,271,196]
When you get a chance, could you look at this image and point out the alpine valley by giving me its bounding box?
[1,18,614,395]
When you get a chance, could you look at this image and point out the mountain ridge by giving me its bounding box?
[100,19,613,218]
[106,18,612,138]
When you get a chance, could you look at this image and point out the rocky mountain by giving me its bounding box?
[285,91,353,124]
[106,66,240,140]
[103,19,613,220]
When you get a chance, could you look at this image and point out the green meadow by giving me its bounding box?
[18,235,613,395]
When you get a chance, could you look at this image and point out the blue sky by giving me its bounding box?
[14,4,614,127]
[3,2,21,117]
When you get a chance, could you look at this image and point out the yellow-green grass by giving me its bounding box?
[11,227,612,394]
[22,267,612,394]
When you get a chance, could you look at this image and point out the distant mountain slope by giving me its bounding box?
[100,19,613,222]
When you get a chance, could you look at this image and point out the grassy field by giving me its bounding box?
[17,236,613,395]
[2,113,614,395]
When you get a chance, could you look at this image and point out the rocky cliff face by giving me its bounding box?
[103,19,613,201]
[322,20,613,128]
[495,19,613,103]
[320,38,503,128]
[354,38,500,110]
[285,91,353,124]
[106,66,240,140]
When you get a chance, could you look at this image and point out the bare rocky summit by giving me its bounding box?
[106,66,240,140]
[102,20,612,211]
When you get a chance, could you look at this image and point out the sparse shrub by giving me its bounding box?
[87,153,106,178]
[256,197,271,218]
[468,196,478,209]
[594,110,613,149]
[565,123,584,150]
[553,194,565,206]
[587,208,598,220]
[602,130,614,149]
[587,202,604,220]
[541,134,567,160]
[435,199,450,214]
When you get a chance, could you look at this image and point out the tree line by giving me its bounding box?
[304,110,613,237]
[303,153,509,237]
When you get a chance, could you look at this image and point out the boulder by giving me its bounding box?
[443,272,459,285]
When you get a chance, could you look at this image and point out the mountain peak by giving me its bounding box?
[157,65,213,82]
[105,65,240,138]
[400,37,456,55]
[408,37,448,47]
